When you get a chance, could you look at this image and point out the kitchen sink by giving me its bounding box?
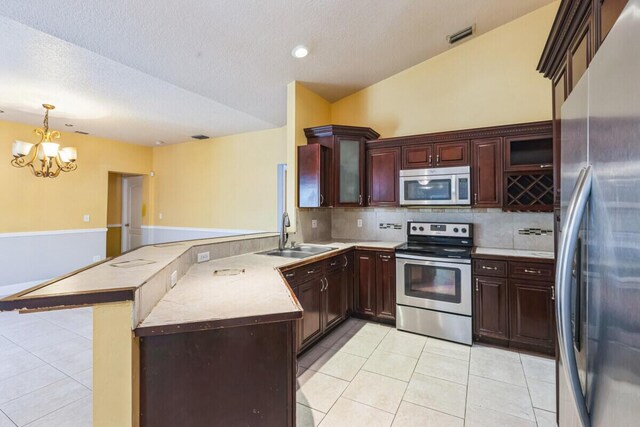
[258,245,336,259]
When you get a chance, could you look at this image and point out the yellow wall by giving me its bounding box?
[0,119,152,232]
[107,172,123,225]
[152,126,286,231]
[330,2,559,137]
[286,82,331,230]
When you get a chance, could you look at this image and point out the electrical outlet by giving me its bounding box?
[197,251,210,263]
[357,219,363,228]
[170,270,178,288]
[92,255,101,263]
[311,219,318,229]
[83,214,90,222]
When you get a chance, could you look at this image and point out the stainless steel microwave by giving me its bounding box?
[399,166,471,206]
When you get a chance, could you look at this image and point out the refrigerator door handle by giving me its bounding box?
[556,165,592,427]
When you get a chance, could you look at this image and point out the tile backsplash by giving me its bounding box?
[297,208,554,252]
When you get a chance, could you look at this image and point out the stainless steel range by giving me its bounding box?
[396,221,473,345]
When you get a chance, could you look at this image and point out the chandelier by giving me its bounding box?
[11,104,77,178]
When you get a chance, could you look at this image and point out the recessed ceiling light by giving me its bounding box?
[291,45,309,59]
[0,110,4,113]
[155,140,165,145]
[191,134,210,140]
[65,123,74,127]
[75,130,89,135]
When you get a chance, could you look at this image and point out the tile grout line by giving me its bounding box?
[392,335,428,426]
[21,393,90,427]
[463,342,472,427]
[0,408,17,427]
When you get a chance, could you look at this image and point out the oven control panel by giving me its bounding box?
[407,222,472,238]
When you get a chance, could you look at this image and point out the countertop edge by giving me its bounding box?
[0,287,136,311]
[471,248,555,263]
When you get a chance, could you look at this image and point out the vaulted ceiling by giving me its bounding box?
[0,0,555,145]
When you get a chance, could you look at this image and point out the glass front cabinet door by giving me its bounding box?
[336,138,364,206]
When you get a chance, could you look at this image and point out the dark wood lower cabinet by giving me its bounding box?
[355,250,396,323]
[139,321,296,427]
[295,278,323,347]
[473,256,555,355]
[510,280,555,351]
[474,275,508,341]
[325,268,345,330]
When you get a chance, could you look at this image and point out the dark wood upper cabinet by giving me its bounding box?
[569,10,593,90]
[552,63,568,207]
[434,141,469,167]
[474,275,509,341]
[303,125,380,208]
[367,147,400,207]
[471,138,503,208]
[401,141,469,169]
[375,253,396,321]
[402,145,433,169]
[355,251,376,317]
[504,134,554,172]
[298,144,332,208]
[599,0,627,43]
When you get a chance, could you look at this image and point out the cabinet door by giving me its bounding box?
[434,141,469,167]
[569,12,592,91]
[343,253,354,315]
[599,0,626,43]
[355,251,376,316]
[402,144,433,169]
[296,278,324,347]
[504,134,554,172]
[474,276,508,340]
[325,269,345,330]
[335,137,365,207]
[471,138,503,207]
[367,147,400,206]
[298,144,332,208]
[509,281,555,350]
[375,253,396,320]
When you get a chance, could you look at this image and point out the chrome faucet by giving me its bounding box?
[279,212,290,251]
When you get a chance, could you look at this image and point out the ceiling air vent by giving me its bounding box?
[191,134,210,140]
[447,25,475,45]
[75,130,90,135]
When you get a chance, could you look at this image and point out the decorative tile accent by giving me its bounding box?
[378,223,402,230]
[518,228,553,235]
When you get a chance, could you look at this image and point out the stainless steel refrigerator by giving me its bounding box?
[557,1,640,426]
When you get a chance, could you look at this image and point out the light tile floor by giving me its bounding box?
[0,308,92,426]
[0,310,557,426]
[297,318,557,427]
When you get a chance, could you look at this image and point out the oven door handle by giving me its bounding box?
[395,253,471,265]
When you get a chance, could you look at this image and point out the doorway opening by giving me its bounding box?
[106,172,145,258]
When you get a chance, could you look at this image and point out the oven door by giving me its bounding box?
[399,174,456,206]
[396,254,471,316]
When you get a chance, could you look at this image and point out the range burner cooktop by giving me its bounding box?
[395,221,474,260]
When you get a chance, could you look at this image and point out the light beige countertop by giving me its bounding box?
[135,240,403,336]
[310,240,403,250]
[0,232,278,311]
[473,247,555,260]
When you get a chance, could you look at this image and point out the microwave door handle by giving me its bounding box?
[556,165,592,427]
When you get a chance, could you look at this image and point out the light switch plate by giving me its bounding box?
[159,212,163,220]
[197,251,210,263]
[83,214,90,222]
[92,255,101,263]
[357,219,363,228]
[170,270,178,288]
[311,219,318,229]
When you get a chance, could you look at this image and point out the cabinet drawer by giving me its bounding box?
[510,261,555,282]
[297,261,325,283]
[281,269,298,286]
[473,259,507,277]
[325,255,345,273]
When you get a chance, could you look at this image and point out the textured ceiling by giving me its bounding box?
[0,0,554,145]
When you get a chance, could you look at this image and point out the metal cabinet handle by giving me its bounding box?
[481,266,498,271]
[436,154,440,164]
[524,269,542,274]
[359,194,363,205]
[368,195,371,205]
[540,164,553,169]
[551,285,555,301]
[320,194,324,205]
[322,278,328,292]
[380,255,392,260]
[556,165,591,427]
[307,269,316,275]
[285,272,295,279]
[474,193,478,204]
[475,278,479,292]
[428,154,432,165]
[343,255,348,268]
[330,260,337,266]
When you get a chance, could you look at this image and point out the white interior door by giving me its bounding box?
[122,175,144,252]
